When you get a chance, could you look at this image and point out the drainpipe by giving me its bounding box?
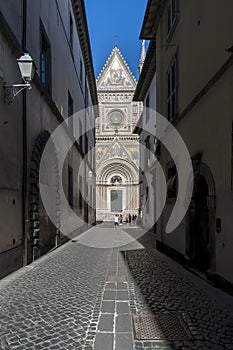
[22,0,28,266]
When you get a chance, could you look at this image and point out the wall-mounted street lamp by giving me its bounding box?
[3,53,36,104]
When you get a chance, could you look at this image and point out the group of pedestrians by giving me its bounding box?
[114,213,138,229]
[125,214,137,224]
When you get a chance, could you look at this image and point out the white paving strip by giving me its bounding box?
[90,248,135,350]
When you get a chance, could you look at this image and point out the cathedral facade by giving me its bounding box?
[96,47,142,221]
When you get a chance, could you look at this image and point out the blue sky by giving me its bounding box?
[85,0,147,81]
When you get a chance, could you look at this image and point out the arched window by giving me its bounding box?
[111,175,122,184]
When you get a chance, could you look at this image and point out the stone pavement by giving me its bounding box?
[125,229,233,350]
[0,224,233,350]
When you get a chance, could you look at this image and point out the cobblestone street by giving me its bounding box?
[125,230,233,350]
[0,224,233,350]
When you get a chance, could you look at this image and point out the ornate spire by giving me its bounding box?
[138,40,146,74]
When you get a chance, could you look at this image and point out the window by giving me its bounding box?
[79,120,83,152]
[85,183,88,210]
[155,141,161,160]
[40,21,51,95]
[90,185,92,208]
[144,136,151,169]
[85,79,89,107]
[111,176,122,184]
[68,91,73,134]
[69,13,73,50]
[145,136,150,150]
[167,57,178,121]
[146,186,149,213]
[167,165,177,198]
[216,218,222,233]
[84,134,88,155]
[146,95,150,123]
[80,58,83,86]
[133,104,138,114]
[231,122,233,191]
[79,175,83,209]
[93,187,96,209]
[68,166,74,208]
[167,0,177,37]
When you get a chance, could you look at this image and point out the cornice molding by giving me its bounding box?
[133,40,156,101]
[140,0,164,40]
[72,0,98,106]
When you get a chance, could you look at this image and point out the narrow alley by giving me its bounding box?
[1,224,233,350]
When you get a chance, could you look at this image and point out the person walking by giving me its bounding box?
[114,214,119,229]
[119,214,123,225]
[132,214,135,224]
[128,214,132,225]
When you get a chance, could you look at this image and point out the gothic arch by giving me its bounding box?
[28,130,60,262]
[97,158,139,184]
[186,157,216,274]
[199,163,216,198]
[191,155,216,199]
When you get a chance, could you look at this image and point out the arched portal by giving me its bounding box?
[187,160,216,274]
[96,158,139,221]
[28,131,60,262]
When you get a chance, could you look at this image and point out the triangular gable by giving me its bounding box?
[97,46,137,91]
[98,138,134,165]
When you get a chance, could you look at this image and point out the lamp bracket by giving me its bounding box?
[3,83,31,104]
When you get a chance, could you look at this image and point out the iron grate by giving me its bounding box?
[133,313,192,341]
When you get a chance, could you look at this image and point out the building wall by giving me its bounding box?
[155,0,233,286]
[0,0,97,278]
[138,74,157,229]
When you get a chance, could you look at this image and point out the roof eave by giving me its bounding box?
[71,0,98,107]
[133,40,156,101]
[140,0,163,40]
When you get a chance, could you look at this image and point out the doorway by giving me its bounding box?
[111,190,123,213]
[38,196,56,256]
[192,176,210,272]
[28,131,60,262]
